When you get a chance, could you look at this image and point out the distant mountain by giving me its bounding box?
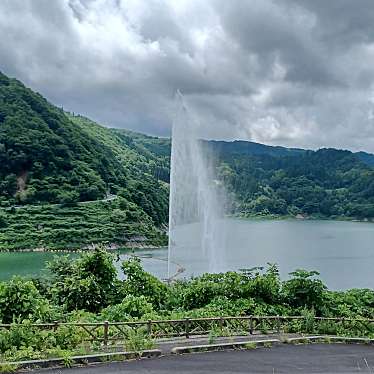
[208,140,374,168]
[356,151,374,167]
[128,132,374,219]
[123,132,374,169]
[207,140,305,157]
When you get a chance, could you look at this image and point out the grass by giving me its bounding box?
[0,363,18,373]
[323,337,332,344]
[124,329,155,353]
[208,329,219,344]
[61,351,73,368]
[244,342,256,350]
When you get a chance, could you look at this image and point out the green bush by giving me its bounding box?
[0,322,85,362]
[49,249,117,313]
[245,264,282,304]
[101,295,154,321]
[181,265,281,310]
[124,328,155,353]
[0,277,55,323]
[283,269,327,314]
[122,257,168,308]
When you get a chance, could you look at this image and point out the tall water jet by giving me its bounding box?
[167,92,227,279]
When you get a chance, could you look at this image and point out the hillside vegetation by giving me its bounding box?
[214,145,374,219]
[116,132,374,220]
[0,72,168,250]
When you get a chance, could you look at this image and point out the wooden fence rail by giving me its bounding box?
[1,315,374,345]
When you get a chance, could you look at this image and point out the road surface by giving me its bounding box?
[36,343,374,373]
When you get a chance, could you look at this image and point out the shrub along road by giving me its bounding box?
[35,344,374,373]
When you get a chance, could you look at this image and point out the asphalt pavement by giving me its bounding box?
[34,343,374,373]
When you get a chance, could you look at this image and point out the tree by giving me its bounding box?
[122,257,168,308]
[0,277,54,323]
[283,269,327,314]
[48,249,117,312]
[101,295,154,321]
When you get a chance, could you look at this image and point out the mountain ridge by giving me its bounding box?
[111,128,374,168]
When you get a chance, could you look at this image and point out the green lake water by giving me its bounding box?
[0,252,77,280]
[1,219,374,290]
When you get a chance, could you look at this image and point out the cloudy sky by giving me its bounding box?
[1,0,374,152]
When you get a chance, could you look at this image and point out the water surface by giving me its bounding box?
[1,219,373,290]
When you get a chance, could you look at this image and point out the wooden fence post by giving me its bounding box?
[53,321,59,332]
[276,315,281,333]
[249,315,253,335]
[185,318,190,339]
[147,320,152,337]
[219,317,224,331]
[103,321,109,346]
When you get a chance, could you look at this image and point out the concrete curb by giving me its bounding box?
[1,349,162,371]
[171,339,281,354]
[171,336,374,356]
[327,336,374,345]
[286,336,374,345]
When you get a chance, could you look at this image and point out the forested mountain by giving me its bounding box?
[1,71,374,250]
[208,140,374,167]
[0,72,168,250]
[215,147,374,219]
[128,130,374,220]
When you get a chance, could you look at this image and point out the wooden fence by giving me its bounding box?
[1,316,373,345]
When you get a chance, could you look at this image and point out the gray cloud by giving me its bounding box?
[0,0,374,151]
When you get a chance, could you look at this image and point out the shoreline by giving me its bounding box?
[0,244,166,254]
[1,216,373,254]
[232,213,374,224]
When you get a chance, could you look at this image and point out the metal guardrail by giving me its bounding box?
[1,315,373,345]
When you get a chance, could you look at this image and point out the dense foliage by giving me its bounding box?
[215,146,374,219]
[1,249,374,363]
[0,73,125,204]
[128,133,374,220]
[0,72,168,249]
[3,249,373,323]
[70,115,169,227]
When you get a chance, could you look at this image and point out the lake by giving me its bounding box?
[0,219,373,290]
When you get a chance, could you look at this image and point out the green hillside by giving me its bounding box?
[125,133,374,219]
[67,115,169,226]
[216,147,374,219]
[0,74,123,205]
[0,72,168,250]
